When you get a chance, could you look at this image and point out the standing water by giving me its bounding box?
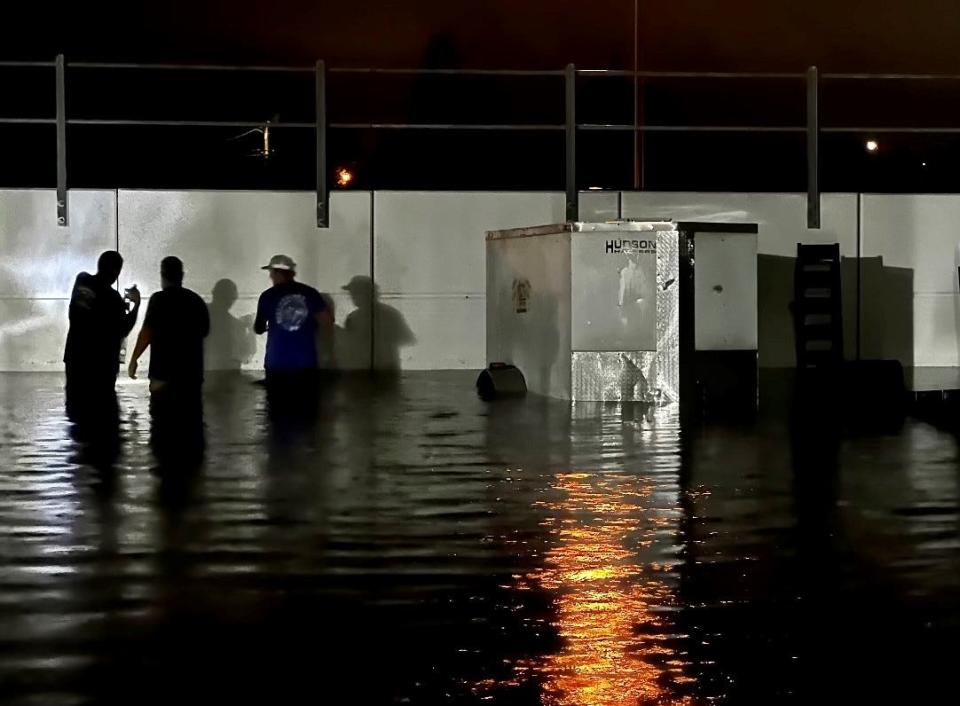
[0,372,958,704]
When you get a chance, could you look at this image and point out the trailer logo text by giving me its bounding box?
[606,239,656,254]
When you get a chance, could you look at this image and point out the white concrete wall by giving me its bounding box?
[373,191,566,369]
[0,188,951,371]
[117,190,372,371]
[620,192,859,257]
[862,195,960,367]
[0,190,117,371]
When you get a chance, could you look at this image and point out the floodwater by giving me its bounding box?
[0,371,958,705]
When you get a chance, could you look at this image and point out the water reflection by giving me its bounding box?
[535,472,692,705]
[2,373,960,704]
[482,411,696,705]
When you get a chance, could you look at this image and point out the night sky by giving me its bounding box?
[5,1,960,191]
[9,1,960,71]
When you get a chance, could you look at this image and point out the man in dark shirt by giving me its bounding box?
[128,257,210,462]
[254,254,333,375]
[128,257,210,388]
[63,250,141,418]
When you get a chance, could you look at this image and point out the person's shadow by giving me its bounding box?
[205,279,257,373]
[337,275,415,371]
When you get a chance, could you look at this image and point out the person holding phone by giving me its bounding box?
[64,250,141,419]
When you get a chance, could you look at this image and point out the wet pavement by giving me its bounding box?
[0,371,958,705]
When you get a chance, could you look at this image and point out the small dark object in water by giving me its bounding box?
[476,363,526,400]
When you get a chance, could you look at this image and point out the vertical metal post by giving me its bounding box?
[633,0,642,191]
[856,192,862,361]
[678,227,696,423]
[565,63,578,222]
[370,193,376,371]
[806,66,820,229]
[315,59,329,228]
[55,54,68,227]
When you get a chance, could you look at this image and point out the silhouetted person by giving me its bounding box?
[341,275,414,371]
[63,250,141,420]
[205,278,256,372]
[128,257,209,464]
[255,254,333,415]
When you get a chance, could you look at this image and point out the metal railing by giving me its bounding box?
[4,57,960,228]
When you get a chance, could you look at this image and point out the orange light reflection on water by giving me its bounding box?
[485,471,695,705]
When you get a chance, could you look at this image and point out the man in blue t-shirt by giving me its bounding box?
[254,254,333,378]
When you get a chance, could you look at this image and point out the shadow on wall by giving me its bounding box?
[205,279,257,372]
[855,258,913,367]
[337,275,416,371]
[756,256,795,367]
[757,255,913,368]
[203,276,416,373]
[317,292,337,369]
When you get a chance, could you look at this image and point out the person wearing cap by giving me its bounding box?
[254,254,333,379]
[127,257,210,457]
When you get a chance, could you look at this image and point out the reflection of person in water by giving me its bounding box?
[340,275,415,371]
[205,279,256,371]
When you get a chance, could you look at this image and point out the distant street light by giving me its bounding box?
[865,139,879,153]
[336,167,354,187]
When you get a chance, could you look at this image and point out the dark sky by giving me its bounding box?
[7,0,960,72]
[6,2,960,192]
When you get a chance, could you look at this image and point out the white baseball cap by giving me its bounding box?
[261,254,296,272]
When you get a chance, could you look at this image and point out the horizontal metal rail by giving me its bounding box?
[823,72,960,81]
[580,124,804,132]
[69,118,317,128]
[7,118,960,135]
[7,56,960,232]
[0,60,55,68]
[12,61,960,82]
[68,61,313,74]
[8,117,960,135]
[332,67,562,76]
[0,117,56,124]
[578,69,805,79]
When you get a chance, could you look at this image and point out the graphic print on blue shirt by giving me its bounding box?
[257,282,326,371]
[276,293,309,332]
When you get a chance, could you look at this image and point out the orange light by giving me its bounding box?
[335,167,354,187]
[474,468,696,705]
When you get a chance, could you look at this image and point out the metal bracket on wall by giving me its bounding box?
[56,54,68,227]
[316,59,329,228]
